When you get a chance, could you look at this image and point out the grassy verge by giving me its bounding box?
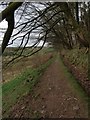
[58,55,88,102]
[2,56,55,117]
[59,49,89,117]
[59,56,90,117]
[61,48,88,72]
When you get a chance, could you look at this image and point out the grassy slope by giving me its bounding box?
[61,48,88,73]
[60,48,89,116]
[2,56,55,117]
[59,56,88,101]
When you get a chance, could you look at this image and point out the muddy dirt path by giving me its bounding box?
[9,55,88,118]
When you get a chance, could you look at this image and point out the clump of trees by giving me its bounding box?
[0,1,89,64]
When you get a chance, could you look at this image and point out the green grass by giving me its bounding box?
[58,55,89,102]
[59,56,90,116]
[60,48,89,116]
[60,48,89,104]
[2,56,55,117]
[43,47,55,53]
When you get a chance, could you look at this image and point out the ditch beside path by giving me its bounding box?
[9,55,88,118]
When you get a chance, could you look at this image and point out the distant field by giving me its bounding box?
[2,47,55,83]
[2,47,55,117]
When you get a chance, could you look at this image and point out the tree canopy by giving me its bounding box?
[0,1,89,64]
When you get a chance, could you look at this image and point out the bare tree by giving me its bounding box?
[0,2,89,67]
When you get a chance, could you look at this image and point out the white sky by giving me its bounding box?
[0,20,8,46]
[0,2,48,47]
[0,20,48,47]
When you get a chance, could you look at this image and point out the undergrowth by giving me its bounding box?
[61,47,88,72]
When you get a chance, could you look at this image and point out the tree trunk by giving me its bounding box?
[0,2,23,22]
[76,2,79,24]
[0,2,23,53]
[56,2,89,48]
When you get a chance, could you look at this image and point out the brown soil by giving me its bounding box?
[9,56,88,118]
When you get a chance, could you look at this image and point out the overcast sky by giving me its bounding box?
[0,2,48,47]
